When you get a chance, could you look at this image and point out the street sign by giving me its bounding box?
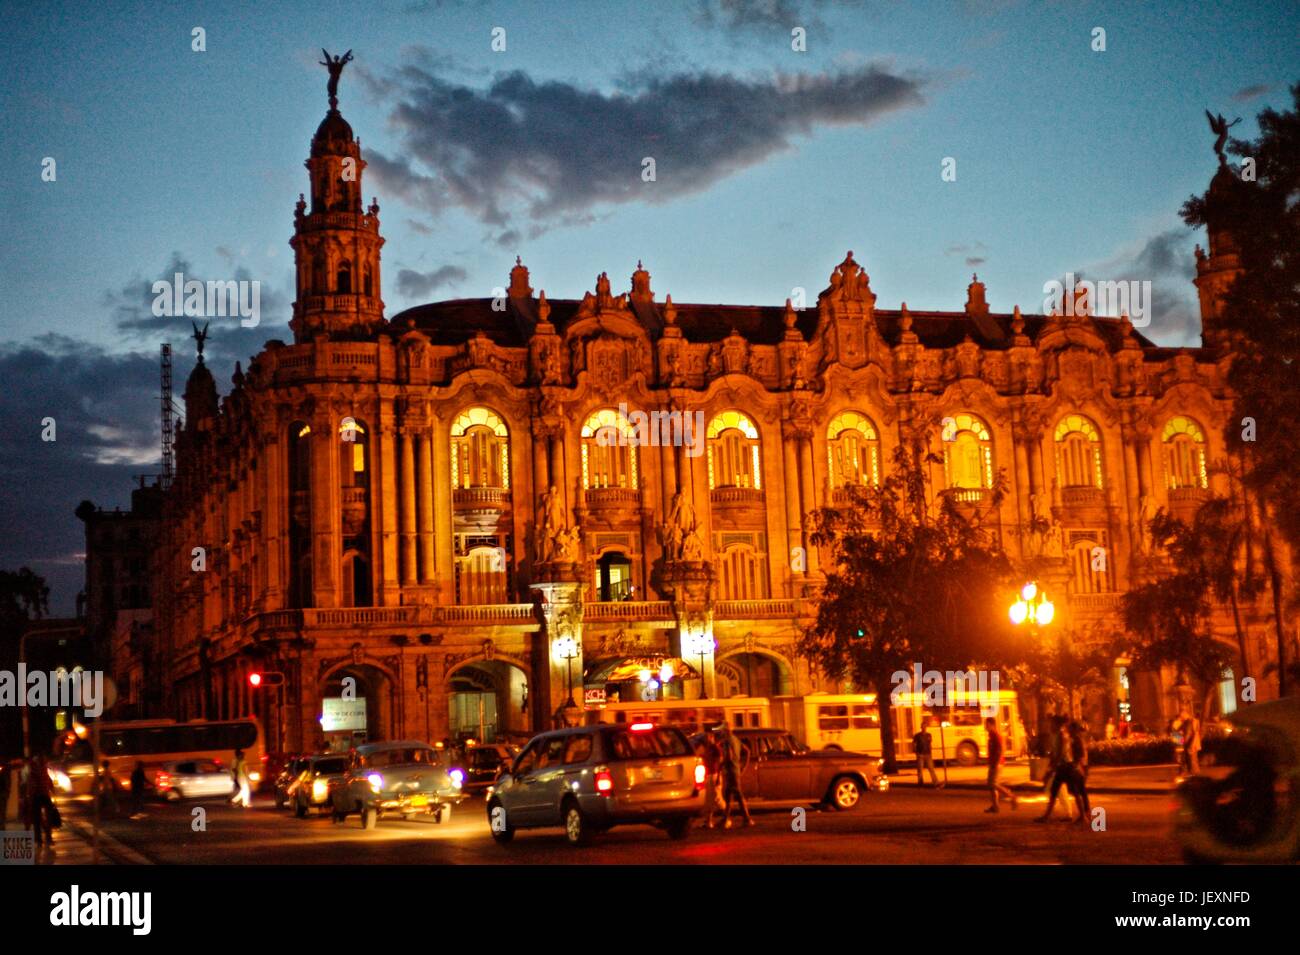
[320,697,367,732]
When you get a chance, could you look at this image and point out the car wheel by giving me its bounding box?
[829,775,863,811]
[823,744,843,752]
[666,816,691,840]
[956,742,979,767]
[362,806,378,830]
[563,800,591,846]
[487,800,514,844]
[331,800,346,823]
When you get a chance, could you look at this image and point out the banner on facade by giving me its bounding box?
[583,687,606,705]
[320,697,367,732]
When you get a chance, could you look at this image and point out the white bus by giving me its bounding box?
[772,690,1024,765]
[585,697,770,731]
[91,717,267,791]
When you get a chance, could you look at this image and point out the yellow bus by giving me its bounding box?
[91,717,267,791]
[585,697,770,730]
[772,690,1024,765]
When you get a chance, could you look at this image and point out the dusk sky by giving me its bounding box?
[2,0,1297,613]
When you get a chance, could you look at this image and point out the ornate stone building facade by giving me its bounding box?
[156,82,1274,754]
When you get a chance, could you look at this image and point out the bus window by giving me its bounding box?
[951,708,983,727]
[850,705,879,729]
[819,705,850,731]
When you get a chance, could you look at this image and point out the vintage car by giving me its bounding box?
[701,728,888,810]
[292,753,350,817]
[330,741,467,829]
[1174,697,1300,863]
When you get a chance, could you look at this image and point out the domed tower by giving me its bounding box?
[289,49,385,342]
[1194,129,1245,350]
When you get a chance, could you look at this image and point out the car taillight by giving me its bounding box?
[595,765,614,795]
[155,772,171,790]
[694,761,706,789]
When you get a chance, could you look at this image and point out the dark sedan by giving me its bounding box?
[697,728,888,810]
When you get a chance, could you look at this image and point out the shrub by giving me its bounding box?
[1086,737,1177,766]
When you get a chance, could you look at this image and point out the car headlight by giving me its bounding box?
[51,770,72,792]
[312,778,329,802]
[367,772,383,793]
[449,769,465,789]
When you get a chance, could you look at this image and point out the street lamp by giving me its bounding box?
[553,634,579,706]
[1009,581,1054,629]
[685,631,715,699]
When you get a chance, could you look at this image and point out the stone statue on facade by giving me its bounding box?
[662,489,698,562]
[538,485,565,561]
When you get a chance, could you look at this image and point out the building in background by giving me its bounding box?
[145,67,1283,755]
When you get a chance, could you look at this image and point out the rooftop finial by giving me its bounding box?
[192,321,209,364]
[320,48,354,110]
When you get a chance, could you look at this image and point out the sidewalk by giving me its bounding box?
[893,760,1179,795]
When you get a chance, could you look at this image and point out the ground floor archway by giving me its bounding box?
[716,651,793,698]
[447,659,530,744]
[318,663,394,751]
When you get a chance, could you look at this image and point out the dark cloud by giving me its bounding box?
[395,265,469,298]
[1232,84,1272,102]
[694,0,871,31]
[1075,228,1200,345]
[103,252,293,371]
[365,61,926,237]
[0,336,161,614]
[965,256,986,267]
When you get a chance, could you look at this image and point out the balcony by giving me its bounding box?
[299,211,380,234]
[1168,486,1209,505]
[341,486,368,536]
[942,487,992,507]
[585,486,641,513]
[1061,486,1106,508]
[453,487,510,509]
[1071,592,1122,616]
[710,486,765,509]
[584,600,675,623]
[298,294,382,317]
[715,599,801,619]
[440,603,535,626]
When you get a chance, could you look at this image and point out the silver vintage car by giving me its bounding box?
[330,741,466,829]
[486,723,706,846]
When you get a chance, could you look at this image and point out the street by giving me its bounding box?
[53,785,1182,865]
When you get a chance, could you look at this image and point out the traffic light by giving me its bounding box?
[248,671,284,688]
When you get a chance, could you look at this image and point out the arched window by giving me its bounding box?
[1163,416,1208,490]
[451,407,510,490]
[336,260,352,294]
[288,421,313,608]
[457,545,508,604]
[943,413,993,489]
[1054,414,1104,489]
[827,411,881,488]
[719,544,767,599]
[338,418,368,488]
[1069,536,1114,595]
[707,411,762,490]
[580,408,639,490]
[596,551,634,602]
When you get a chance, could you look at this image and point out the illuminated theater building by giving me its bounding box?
[156,79,1276,753]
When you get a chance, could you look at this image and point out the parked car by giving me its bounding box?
[153,759,236,801]
[273,755,313,809]
[697,728,887,810]
[291,754,350,817]
[459,743,518,792]
[486,722,706,846]
[330,742,466,829]
[1174,697,1300,863]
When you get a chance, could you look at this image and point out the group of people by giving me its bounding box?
[1035,715,1091,824]
[694,722,754,829]
[1,755,62,845]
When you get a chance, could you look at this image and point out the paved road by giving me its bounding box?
[61,785,1182,865]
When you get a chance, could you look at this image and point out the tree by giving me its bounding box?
[0,567,50,757]
[799,434,1013,773]
[1182,86,1300,695]
[1122,513,1235,724]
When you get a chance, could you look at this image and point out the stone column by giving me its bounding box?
[310,409,339,608]
[797,434,819,575]
[532,579,585,725]
[432,423,453,600]
[781,427,803,588]
[418,430,435,582]
[400,427,417,585]
[261,428,283,606]
[1012,427,1032,549]
[377,403,399,604]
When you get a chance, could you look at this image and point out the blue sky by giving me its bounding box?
[1,0,1297,612]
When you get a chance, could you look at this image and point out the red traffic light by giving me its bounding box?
[248,672,262,688]
[249,671,284,688]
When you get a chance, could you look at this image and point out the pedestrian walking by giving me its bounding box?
[229,748,252,808]
[699,727,725,828]
[717,722,753,828]
[26,756,56,846]
[913,717,942,788]
[1036,716,1079,822]
[1068,720,1091,825]
[1176,709,1201,775]
[95,760,119,818]
[984,717,1017,812]
[129,760,148,819]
